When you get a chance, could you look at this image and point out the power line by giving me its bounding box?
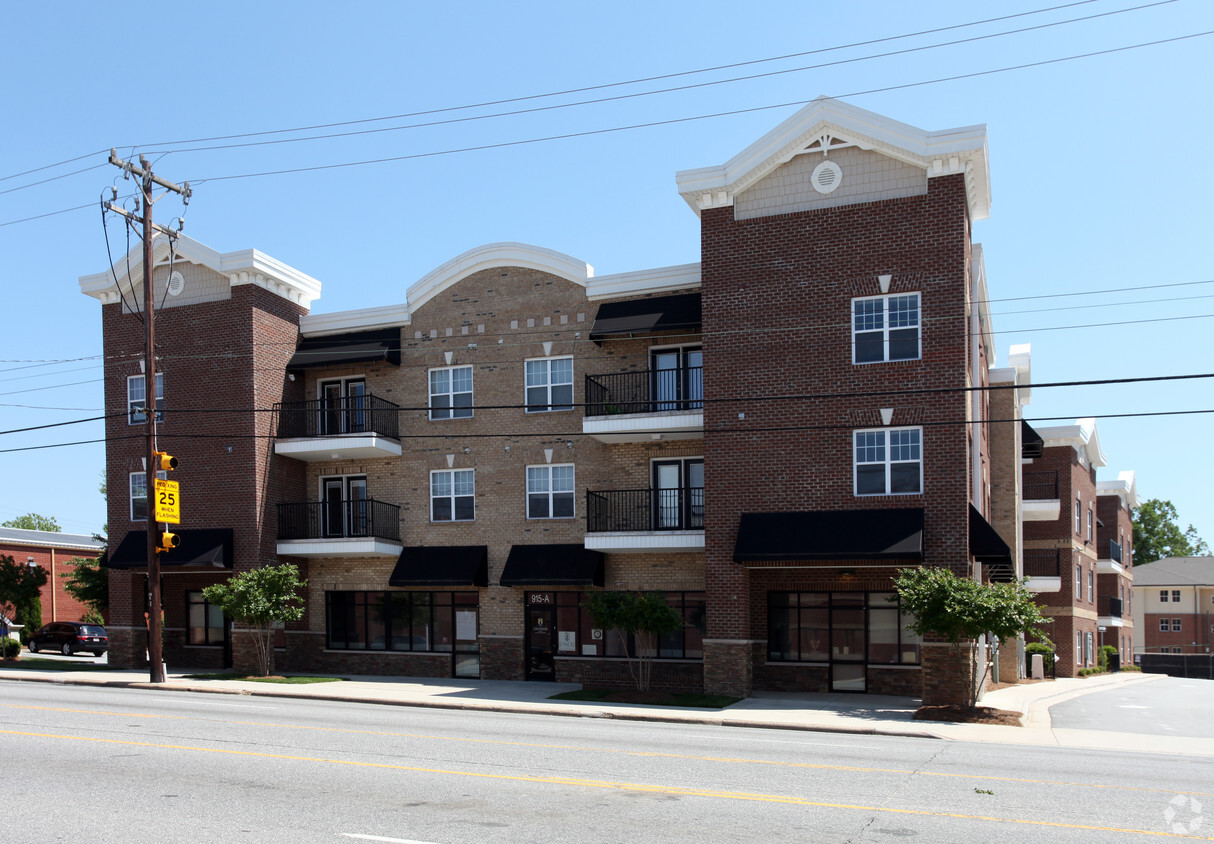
[0,0,1109,185]
[138,2,1174,160]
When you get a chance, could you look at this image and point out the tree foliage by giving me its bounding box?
[1,513,61,532]
[893,566,1048,707]
[61,553,109,616]
[0,554,49,643]
[1131,498,1209,565]
[581,591,683,692]
[202,564,306,676]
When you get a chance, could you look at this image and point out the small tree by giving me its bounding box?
[0,555,49,644]
[1,513,62,532]
[61,553,109,618]
[894,566,1048,708]
[202,564,306,676]
[582,591,683,692]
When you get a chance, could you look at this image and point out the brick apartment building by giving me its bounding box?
[1020,421,1136,675]
[80,97,1136,702]
[1132,557,1214,655]
[0,527,104,626]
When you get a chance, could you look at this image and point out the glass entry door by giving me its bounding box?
[526,602,556,681]
[831,596,866,692]
[653,459,704,530]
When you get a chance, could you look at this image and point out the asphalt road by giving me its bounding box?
[3,681,1212,843]
[1050,675,1214,738]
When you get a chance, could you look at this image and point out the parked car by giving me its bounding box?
[28,622,108,656]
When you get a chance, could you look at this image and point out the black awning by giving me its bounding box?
[589,292,701,342]
[500,544,605,587]
[107,529,233,570]
[389,545,488,587]
[287,328,402,370]
[969,504,1015,583]
[1021,419,1044,459]
[733,509,924,564]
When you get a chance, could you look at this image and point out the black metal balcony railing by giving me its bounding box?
[1105,539,1123,563]
[1023,549,1062,578]
[586,488,705,533]
[275,395,400,440]
[1022,470,1059,500]
[1100,596,1124,619]
[277,499,401,542]
[584,367,703,417]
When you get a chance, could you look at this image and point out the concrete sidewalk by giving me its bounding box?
[2,661,1198,755]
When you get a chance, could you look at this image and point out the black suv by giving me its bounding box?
[28,622,108,656]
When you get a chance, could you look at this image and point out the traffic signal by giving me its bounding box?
[154,451,179,471]
[158,530,180,553]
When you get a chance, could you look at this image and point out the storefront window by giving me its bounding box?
[767,591,920,665]
[551,591,705,660]
[326,591,477,652]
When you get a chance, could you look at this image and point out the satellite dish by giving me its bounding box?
[167,271,185,297]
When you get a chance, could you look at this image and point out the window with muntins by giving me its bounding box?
[431,469,474,522]
[527,464,575,518]
[852,293,920,364]
[1159,618,1169,632]
[525,357,573,413]
[129,470,167,521]
[1172,589,1182,602]
[1160,590,1169,602]
[429,366,473,419]
[1172,618,1182,632]
[127,373,164,424]
[1087,569,1094,602]
[854,428,922,495]
[187,591,225,645]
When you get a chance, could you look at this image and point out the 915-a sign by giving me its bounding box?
[154,479,181,524]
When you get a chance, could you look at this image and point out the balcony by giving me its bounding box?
[583,368,703,443]
[274,395,402,461]
[1023,549,1062,593]
[1098,595,1125,627]
[1021,470,1061,521]
[276,499,402,557]
[584,488,705,553]
[1097,539,1125,574]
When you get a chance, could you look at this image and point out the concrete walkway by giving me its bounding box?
[2,661,1199,755]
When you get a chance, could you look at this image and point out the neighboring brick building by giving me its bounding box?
[1132,557,1214,655]
[82,97,1126,702]
[0,527,104,626]
[1021,421,1136,675]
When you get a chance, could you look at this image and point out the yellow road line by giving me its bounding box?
[3,728,1210,840]
[7,703,1213,799]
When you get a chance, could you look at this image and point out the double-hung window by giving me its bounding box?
[127,373,164,424]
[431,469,475,522]
[1172,618,1182,632]
[429,366,473,419]
[1160,589,1169,603]
[525,357,573,413]
[1087,509,1094,542]
[527,464,574,519]
[130,470,168,521]
[854,427,922,495]
[852,293,920,363]
[1172,589,1182,602]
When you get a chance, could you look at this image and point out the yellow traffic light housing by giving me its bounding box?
[154,451,179,471]
[158,531,180,553]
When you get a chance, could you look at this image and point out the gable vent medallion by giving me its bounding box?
[811,160,843,194]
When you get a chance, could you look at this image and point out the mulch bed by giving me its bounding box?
[913,704,1022,726]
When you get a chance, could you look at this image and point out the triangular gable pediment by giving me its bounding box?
[676,96,990,221]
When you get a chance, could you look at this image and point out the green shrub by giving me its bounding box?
[1025,642,1055,673]
[1,638,21,659]
[81,608,106,626]
[1099,645,1118,672]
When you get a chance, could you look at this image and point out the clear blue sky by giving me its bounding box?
[1,0,1210,548]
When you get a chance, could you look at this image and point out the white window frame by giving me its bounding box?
[1160,589,1169,603]
[1074,498,1082,535]
[524,356,574,413]
[1172,589,1182,602]
[1159,618,1170,632]
[1085,632,1093,666]
[1172,618,1182,632]
[851,292,921,364]
[430,469,475,522]
[1087,569,1094,602]
[1086,508,1094,542]
[1075,564,1082,594]
[853,427,923,496]
[428,365,473,420]
[526,464,575,519]
[127,373,164,425]
[1076,631,1083,664]
[129,470,168,521]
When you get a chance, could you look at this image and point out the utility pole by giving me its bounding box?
[105,152,191,684]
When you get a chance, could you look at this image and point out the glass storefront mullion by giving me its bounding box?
[768,591,920,667]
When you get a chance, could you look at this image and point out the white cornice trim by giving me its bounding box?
[301,303,412,336]
[585,262,701,301]
[407,242,592,313]
[78,234,321,308]
[1037,418,1107,467]
[675,96,990,222]
[1097,470,1139,510]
